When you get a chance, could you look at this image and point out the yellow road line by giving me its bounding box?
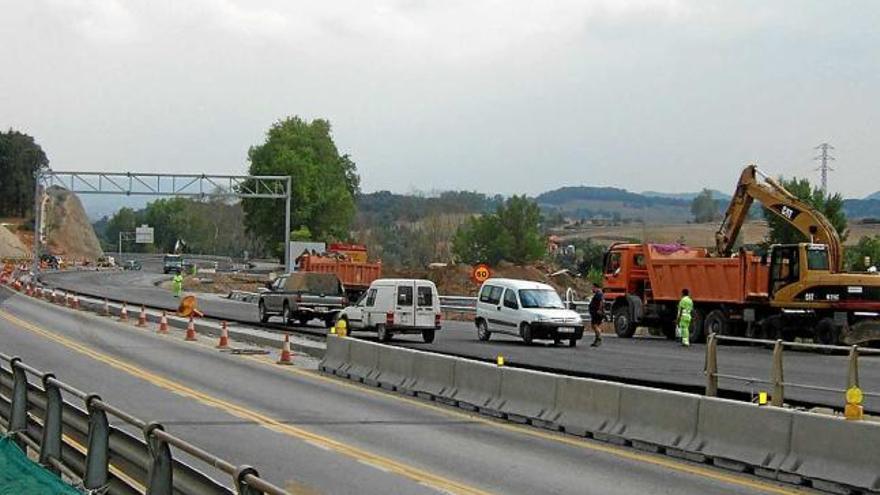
[0,308,491,495]
[2,291,809,494]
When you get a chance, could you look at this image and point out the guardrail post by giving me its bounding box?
[39,374,62,473]
[705,333,718,397]
[84,394,110,491]
[771,340,784,407]
[847,345,860,390]
[235,465,262,495]
[144,422,173,495]
[9,357,28,450]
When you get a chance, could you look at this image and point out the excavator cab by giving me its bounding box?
[768,244,831,297]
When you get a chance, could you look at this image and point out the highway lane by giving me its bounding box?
[42,269,880,412]
[0,289,813,495]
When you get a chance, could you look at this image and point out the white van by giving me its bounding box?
[338,279,441,343]
[475,278,584,346]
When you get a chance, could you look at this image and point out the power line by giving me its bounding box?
[814,142,835,193]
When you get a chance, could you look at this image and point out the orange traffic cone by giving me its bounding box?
[25,284,33,297]
[71,293,80,310]
[185,317,197,341]
[216,321,230,349]
[137,305,147,327]
[102,298,111,316]
[277,334,294,365]
[119,302,129,322]
[157,311,169,334]
[65,292,71,307]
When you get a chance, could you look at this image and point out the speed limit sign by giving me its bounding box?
[471,263,492,284]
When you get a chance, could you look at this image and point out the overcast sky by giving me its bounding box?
[2,1,878,203]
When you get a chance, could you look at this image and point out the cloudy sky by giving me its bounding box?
[2,0,878,204]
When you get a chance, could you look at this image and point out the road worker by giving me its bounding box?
[172,273,184,298]
[587,285,605,347]
[676,288,693,347]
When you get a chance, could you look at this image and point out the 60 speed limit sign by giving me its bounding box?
[471,263,492,284]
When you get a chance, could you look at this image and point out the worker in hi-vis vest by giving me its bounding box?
[676,288,693,347]
[172,273,184,298]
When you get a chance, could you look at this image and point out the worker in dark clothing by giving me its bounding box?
[588,285,605,347]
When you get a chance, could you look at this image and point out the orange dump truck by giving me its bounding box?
[297,253,382,301]
[603,243,772,342]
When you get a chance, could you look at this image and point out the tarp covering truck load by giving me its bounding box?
[604,165,880,345]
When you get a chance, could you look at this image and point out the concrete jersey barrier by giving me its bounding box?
[320,336,880,495]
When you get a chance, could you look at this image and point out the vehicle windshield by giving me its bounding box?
[806,247,830,271]
[518,289,564,309]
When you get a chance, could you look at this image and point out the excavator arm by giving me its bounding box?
[715,164,843,271]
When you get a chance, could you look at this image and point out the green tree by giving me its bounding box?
[498,195,544,264]
[764,177,848,245]
[690,189,719,223]
[0,129,49,217]
[104,207,140,252]
[242,117,360,259]
[451,196,544,266]
[451,215,511,265]
[845,236,880,271]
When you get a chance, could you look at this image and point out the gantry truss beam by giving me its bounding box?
[42,171,289,199]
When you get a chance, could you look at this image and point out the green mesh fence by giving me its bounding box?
[0,436,82,495]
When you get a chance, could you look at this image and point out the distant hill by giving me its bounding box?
[843,199,880,219]
[641,189,731,201]
[535,186,696,222]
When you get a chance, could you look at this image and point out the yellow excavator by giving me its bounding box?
[715,164,880,344]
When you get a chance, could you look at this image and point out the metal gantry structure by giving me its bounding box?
[33,170,293,273]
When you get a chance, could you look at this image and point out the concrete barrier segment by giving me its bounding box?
[345,338,380,384]
[550,376,621,439]
[609,384,700,454]
[319,335,351,376]
[409,352,456,403]
[688,397,792,476]
[498,367,557,425]
[375,345,417,393]
[451,359,503,417]
[779,410,880,493]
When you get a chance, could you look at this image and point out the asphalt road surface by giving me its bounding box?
[42,269,880,412]
[0,288,814,495]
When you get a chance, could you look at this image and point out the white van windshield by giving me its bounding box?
[519,289,564,309]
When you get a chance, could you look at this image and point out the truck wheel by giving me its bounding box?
[815,317,839,346]
[568,337,577,347]
[704,310,730,339]
[258,301,269,323]
[422,329,435,343]
[520,323,533,345]
[613,305,637,338]
[476,320,491,341]
[377,324,392,343]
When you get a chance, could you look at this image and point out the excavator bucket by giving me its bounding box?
[843,319,880,346]
[177,295,204,318]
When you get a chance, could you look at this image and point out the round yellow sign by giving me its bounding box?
[472,263,492,284]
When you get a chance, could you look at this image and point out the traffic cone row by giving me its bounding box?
[71,293,80,310]
[277,334,293,365]
[216,321,230,349]
[118,302,128,322]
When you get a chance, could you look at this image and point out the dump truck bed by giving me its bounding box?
[297,255,382,290]
[644,244,769,304]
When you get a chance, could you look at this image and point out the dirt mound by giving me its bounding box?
[43,187,103,260]
[0,224,29,259]
[386,261,594,298]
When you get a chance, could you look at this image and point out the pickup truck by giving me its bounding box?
[163,254,183,274]
[258,272,346,328]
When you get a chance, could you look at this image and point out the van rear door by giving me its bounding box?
[395,283,415,327]
[415,284,436,328]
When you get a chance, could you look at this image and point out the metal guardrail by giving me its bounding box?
[704,333,880,408]
[0,353,289,495]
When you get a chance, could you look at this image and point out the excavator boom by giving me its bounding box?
[715,165,842,271]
